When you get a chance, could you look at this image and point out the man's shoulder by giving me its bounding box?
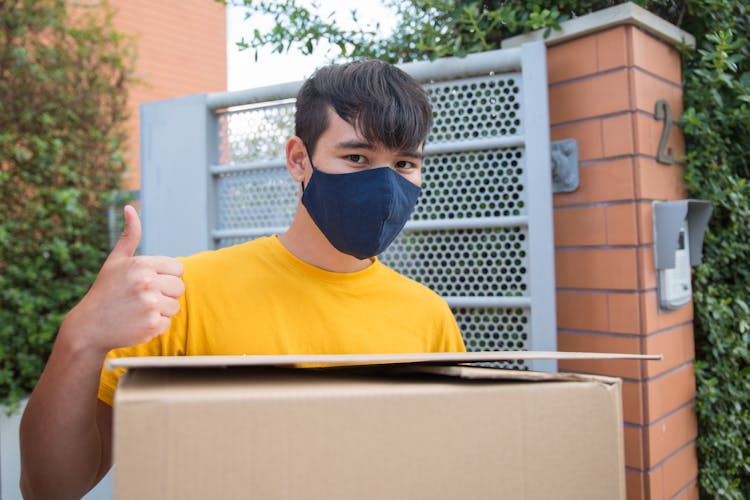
[376,262,447,306]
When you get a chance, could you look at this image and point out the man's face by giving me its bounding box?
[306,109,424,187]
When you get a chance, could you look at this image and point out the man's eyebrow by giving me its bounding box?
[335,140,424,160]
[400,150,424,160]
[335,140,375,151]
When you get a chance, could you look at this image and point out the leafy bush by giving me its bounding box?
[681,23,750,500]
[232,0,749,496]
[0,1,132,410]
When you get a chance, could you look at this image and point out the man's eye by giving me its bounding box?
[396,161,416,170]
[346,155,367,163]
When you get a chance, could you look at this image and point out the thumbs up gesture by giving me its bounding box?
[64,205,186,354]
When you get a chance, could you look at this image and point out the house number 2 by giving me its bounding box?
[654,99,676,165]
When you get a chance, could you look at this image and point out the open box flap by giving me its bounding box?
[108,350,661,371]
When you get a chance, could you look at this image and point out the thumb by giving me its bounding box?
[110,205,142,259]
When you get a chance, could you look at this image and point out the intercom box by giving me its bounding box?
[110,353,630,500]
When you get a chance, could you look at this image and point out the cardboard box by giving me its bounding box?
[111,352,651,500]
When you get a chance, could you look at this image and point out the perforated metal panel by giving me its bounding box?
[381,227,529,298]
[144,44,555,371]
[412,148,527,220]
[453,307,530,370]
[213,100,298,247]
[218,100,295,164]
[216,166,297,231]
[428,75,523,142]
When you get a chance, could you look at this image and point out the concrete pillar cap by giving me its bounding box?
[502,2,695,49]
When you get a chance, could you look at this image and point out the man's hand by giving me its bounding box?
[64,205,185,353]
[20,205,186,499]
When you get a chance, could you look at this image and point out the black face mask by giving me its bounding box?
[301,160,421,259]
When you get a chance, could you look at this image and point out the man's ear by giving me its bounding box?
[286,136,308,184]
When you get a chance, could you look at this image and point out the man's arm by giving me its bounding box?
[19,326,113,499]
[19,206,184,499]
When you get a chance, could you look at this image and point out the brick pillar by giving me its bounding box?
[538,21,697,500]
[504,5,701,498]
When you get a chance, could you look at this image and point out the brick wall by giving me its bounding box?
[548,25,698,500]
[109,0,227,189]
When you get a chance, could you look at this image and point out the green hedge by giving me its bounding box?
[233,0,750,496]
[680,18,750,500]
[0,1,132,410]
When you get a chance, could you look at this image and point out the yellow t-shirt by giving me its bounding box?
[99,236,465,405]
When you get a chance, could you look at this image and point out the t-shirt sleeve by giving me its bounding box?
[97,259,190,406]
[433,301,466,353]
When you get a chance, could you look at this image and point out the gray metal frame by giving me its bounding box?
[140,94,218,257]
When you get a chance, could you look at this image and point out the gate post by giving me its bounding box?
[140,94,217,257]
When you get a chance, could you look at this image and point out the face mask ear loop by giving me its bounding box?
[301,143,316,192]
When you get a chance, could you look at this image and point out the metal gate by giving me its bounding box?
[140,42,556,371]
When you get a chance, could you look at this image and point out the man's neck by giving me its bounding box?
[278,204,373,273]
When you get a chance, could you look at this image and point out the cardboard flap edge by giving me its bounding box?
[107,351,660,371]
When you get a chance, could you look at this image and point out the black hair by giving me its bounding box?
[295,60,433,155]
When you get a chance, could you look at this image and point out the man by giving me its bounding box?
[20,60,465,499]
